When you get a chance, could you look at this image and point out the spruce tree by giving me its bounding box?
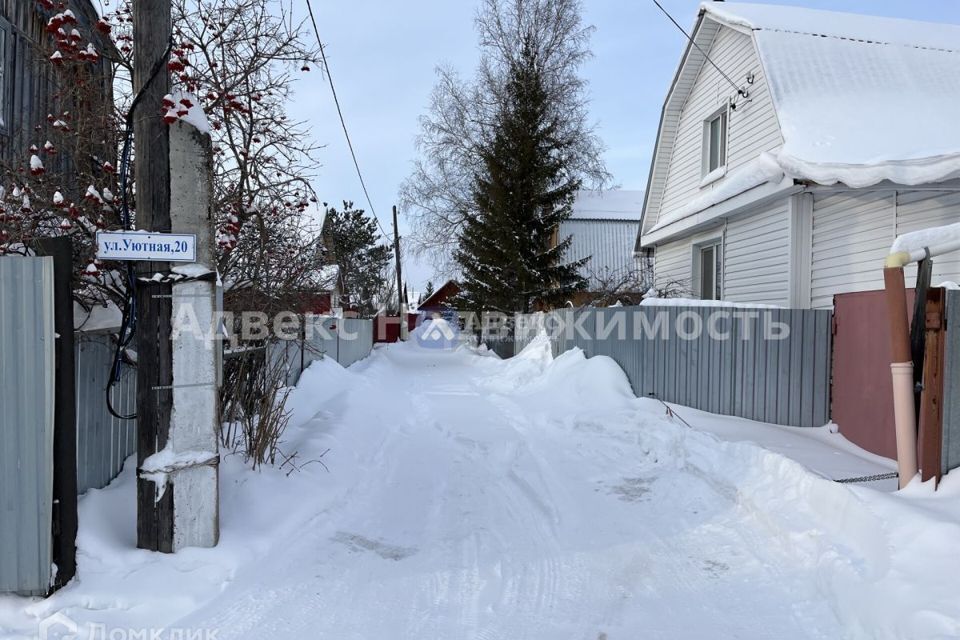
[455,43,587,314]
[321,202,392,316]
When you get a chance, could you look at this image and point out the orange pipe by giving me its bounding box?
[883,266,918,488]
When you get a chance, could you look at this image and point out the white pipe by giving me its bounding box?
[890,362,919,488]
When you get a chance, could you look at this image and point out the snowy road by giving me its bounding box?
[170,341,843,639]
[7,336,960,640]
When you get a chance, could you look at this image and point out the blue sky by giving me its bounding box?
[289,0,960,290]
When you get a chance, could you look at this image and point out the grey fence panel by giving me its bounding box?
[266,340,302,387]
[74,333,137,494]
[515,305,832,428]
[338,319,373,368]
[942,291,960,475]
[0,257,56,596]
[303,317,337,372]
[267,317,375,386]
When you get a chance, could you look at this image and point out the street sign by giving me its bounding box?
[96,231,197,262]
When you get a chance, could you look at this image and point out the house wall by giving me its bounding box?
[724,199,790,305]
[653,199,791,306]
[655,27,782,227]
[810,188,960,309]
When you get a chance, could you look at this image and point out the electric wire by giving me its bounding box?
[106,39,174,421]
[650,0,748,98]
[304,0,392,241]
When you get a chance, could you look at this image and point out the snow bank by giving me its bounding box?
[284,355,356,428]
[631,410,960,638]
[478,331,635,409]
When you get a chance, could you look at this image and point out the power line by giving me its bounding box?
[650,0,748,99]
[304,0,392,240]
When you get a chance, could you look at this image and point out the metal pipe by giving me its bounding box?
[883,266,918,488]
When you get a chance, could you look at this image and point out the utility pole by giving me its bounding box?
[133,0,175,552]
[132,0,219,551]
[392,205,407,339]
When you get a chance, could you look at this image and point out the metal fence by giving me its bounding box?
[506,305,833,428]
[268,317,375,387]
[0,257,56,596]
[942,290,960,475]
[74,332,138,494]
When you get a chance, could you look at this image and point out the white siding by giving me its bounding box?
[654,236,693,296]
[653,227,724,297]
[897,190,960,285]
[655,27,782,226]
[810,192,895,309]
[724,200,790,306]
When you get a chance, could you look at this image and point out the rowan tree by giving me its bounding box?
[0,0,328,318]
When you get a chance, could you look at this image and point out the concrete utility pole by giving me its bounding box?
[133,0,219,551]
[132,0,175,552]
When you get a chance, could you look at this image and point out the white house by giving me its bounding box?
[637,2,960,309]
[561,190,646,292]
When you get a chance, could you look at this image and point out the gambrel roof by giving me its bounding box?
[640,2,960,237]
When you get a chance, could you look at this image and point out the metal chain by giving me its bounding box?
[834,471,899,484]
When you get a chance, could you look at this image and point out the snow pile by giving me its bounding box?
[478,330,555,393]
[633,408,960,637]
[704,2,960,188]
[4,336,960,638]
[284,355,356,428]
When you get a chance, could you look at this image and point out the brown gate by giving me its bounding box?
[831,289,916,459]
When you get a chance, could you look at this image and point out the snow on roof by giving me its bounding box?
[702,2,960,188]
[571,190,644,220]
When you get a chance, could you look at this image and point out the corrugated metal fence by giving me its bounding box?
[74,333,137,494]
[941,290,960,475]
[269,317,374,387]
[507,305,833,428]
[0,257,56,596]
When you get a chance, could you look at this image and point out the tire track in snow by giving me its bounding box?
[165,346,843,639]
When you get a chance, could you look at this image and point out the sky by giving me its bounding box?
[287,0,960,291]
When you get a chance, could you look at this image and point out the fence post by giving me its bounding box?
[32,238,78,590]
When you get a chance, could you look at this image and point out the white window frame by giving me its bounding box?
[701,107,728,185]
[693,239,722,301]
[0,16,10,135]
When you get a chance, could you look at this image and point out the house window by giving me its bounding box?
[703,110,727,176]
[698,242,722,300]
[0,18,9,134]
